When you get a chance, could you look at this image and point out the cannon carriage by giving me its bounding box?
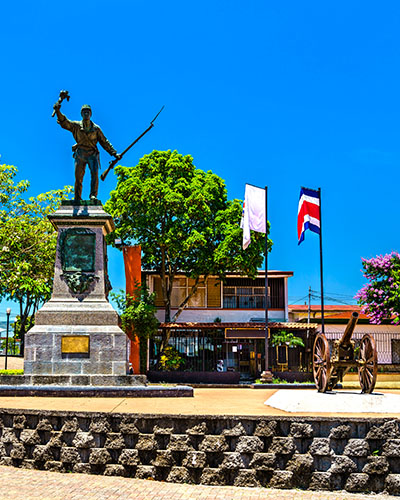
[313,311,377,393]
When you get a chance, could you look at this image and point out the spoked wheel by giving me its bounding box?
[358,334,377,394]
[313,333,331,393]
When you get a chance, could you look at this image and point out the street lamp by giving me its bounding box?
[5,308,11,370]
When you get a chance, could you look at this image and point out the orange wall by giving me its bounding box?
[122,245,141,373]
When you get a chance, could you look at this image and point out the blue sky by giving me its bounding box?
[1,0,400,320]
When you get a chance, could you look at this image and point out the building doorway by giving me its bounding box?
[233,341,261,378]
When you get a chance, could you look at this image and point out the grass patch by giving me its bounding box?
[255,377,314,385]
[272,377,289,384]
[0,369,23,375]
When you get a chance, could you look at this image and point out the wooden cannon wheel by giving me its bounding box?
[313,333,331,393]
[358,334,378,394]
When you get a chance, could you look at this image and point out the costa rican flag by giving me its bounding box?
[297,187,320,244]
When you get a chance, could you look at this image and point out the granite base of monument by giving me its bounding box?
[12,200,194,396]
[24,325,128,377]
[23,201,131,380]
[0,386,193,397]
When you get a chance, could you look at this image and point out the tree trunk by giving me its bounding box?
[160,245,171,322]
[157,276,208,366]
[139,336,148,374]
[171,275,207,322]
[159,327,171,358]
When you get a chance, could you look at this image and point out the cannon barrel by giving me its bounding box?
[338,311,359,346]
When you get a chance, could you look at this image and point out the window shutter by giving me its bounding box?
[207,278,221,307]
[153,277,164,307]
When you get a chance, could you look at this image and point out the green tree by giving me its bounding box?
[105,150,270,331]
[112,285,159,373]
[0,164,72,343]
[355,252,400,324]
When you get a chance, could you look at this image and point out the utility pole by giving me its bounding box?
[5,308,11,370]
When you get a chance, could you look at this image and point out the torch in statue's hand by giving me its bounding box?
[52,90,70,117]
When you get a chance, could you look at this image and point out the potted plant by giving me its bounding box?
[270,330,305,370]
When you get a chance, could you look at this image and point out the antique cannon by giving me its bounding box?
[313,312,377,393]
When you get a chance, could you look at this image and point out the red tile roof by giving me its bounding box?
[289,304,395,321]
[323,311,370,320]
[289,304,361,311]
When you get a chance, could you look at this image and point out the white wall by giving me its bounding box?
[156,308,286,323]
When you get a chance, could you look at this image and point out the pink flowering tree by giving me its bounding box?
[355,252,400,324]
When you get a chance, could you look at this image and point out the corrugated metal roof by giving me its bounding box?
[144,270,294,277]
[323,324,400,334]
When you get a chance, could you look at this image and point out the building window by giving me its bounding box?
[152,276,284,309]
[392,339,400,364]
[223,277,284,309]
[187,278,206,307]
[170,277,187,308]
[149,328,225,371]
[154,276,206,308]
[223,285,270,309]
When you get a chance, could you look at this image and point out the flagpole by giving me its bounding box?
[318,187,325,334]
[264,185,269,372]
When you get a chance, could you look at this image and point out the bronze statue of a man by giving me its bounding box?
[54,101,121,201]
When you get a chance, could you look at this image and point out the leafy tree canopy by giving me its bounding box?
[112,285,159,373]
[112,285,159,341]
[105,150,271,322]
[355,252,400,324]
[0,164,72,339]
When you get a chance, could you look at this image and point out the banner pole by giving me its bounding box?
[264,185,269,372]
[318,187,325,334]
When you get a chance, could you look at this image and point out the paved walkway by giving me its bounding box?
[0,465,396,500]
[1,388,400,418]
[0,355,23,370]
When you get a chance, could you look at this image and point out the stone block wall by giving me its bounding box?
[0,409,400,495]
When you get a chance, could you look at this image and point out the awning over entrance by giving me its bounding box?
[224,322,317,339]
[159,321,318,331]
[225,328,268,340]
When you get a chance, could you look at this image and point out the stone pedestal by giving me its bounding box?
[24,201,129,377]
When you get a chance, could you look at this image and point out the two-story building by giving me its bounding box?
[143,270,317,382]
[123,248,400,380]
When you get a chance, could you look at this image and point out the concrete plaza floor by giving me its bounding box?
[267,388,400,413]
[1,356,400,417]
[0,465,396,500]
[0,387,400,418]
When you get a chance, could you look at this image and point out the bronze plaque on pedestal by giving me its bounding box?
[61,335,90,353]
[60,228,96,272]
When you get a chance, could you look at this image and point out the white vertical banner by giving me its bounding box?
[241,184,266,249]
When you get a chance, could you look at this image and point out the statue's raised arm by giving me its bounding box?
[52,90,70,117]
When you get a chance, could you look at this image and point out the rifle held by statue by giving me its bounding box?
[100,106,164,181]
